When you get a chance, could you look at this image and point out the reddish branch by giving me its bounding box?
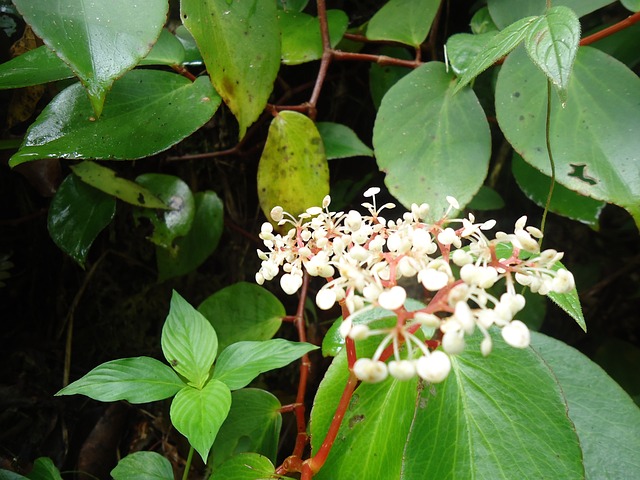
[580,11,640,46]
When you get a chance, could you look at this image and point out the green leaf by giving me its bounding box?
[212,339,318,390]
[622,0,640,11]
[55,357,185,403]
[0,46,73,89]
[111,452,174,480]
[26,458,62,480]
[547,265,586,332]
[181,0,280,139]
[174,25,203,65]
[9,71,220,167]
[530,332,640,479]
[595,338,640,398]
[495,46,640,227]
[210,389,282,470]
[162,291,218,389]
[198,282,285,354]
[278,10,348,65]
[170,380,232,463]
[134,174,195,251]
[316,122,373,159]
[446,32,498,76]
[512,153,605,228]
[257,111,330,219]
[0,470,27,480]
[470,6,499,35]
[369,46,413,110]
[312,331,584,479]
[157,191,224,281]
[591,22,640,68]
[525,6,580,103]
[70,161,168,209]
[466,185,505,210]
[48,174,116,267]
[453,15,539,94]
[12,0,168,116]
[488,0,616,29]
[209,453,278,480]
[278,0,309,11]
[366,0,441,47]
[139,29,186,67]
[373,62,491,219]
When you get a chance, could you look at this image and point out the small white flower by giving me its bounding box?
[270,206,284,222]
[501,320,530,348]
[388,360,416,380]
[349,324,371,340]
[316,288,337,310]
[454,301,475,334]
[363,187,381,198]
[551,269,575,293]
[280,273,303,295]
[442,329,466,355]
[446,196,460,210]
[413,311,441,328]
[378,286,407,311]
[338,318,353,339]
[418,268,449,291]
[480,336,492,356]
[353,358,388,383]
[415,351,451,383]
[452,249,473,266]
[437,228,461,247]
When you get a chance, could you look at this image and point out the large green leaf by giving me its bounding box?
[487,0,615,29]
[278,9,348,65]
[111,452,173,480]
[198,282,285,354]
[139,29,186,67]
[366,0,441,47]
[212,340,317,391]
[48,174,116,267]
[373,62,491,218]
[209,453,279,480]
[512,153,605,228]
[257,111,330,219]
[496,46,640,227]
[0,46,73,89]
[622,0,640,11]
[9,70,220,167]
[445,32,498,76]
[12,0,168,116]
[530,333,640,479]
[210,389,282,470]
[369,46,413,109]
[162,291,218,389]
[311,331,584,479]
[55,356,185,403]
[26,458,62,480]
[453,15,539,93]
[70,161,168,209]
[525,6,580,104]
[181,0,280,139]
[170,380,232,463]
[157,191,224,281]
[316,122,373,159]
[134,174,195,251]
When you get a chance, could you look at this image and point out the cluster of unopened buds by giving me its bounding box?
[256,188,575,384]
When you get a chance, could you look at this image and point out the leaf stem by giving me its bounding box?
[182,445,194,480]
[540,80,555,237]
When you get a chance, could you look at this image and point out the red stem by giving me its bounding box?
[580,11,640,46]
[292,272,312,458]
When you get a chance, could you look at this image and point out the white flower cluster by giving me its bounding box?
[256,188,575,384]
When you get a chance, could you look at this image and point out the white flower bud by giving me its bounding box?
[338,318,353,339]
[378,286,407,311]
[551,269,575,293]
[322,195,331,208]
[349,244,370,262]
[414,311,441,327]
[280,273,303,295]
[452,249,473,266]
[316,288,337,310]
[454,301,475,334]
[442,330,466,355]
[446,196,460,210]
[353,358,388,383]
[270,206,284,222]
[437,228,461,247]
[388,360,416,380]
[418,268,449,291]
[363,186,380,198]
[346,210,363,232]
[480,336,492,357]
[416,351,451,383]
[348,324,371,340]
[501,320,530,348]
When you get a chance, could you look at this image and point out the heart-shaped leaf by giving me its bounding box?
[366,0,441,47]
[111,452,174,480]
[13,0,168,116]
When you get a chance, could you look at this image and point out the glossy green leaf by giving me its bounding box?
[70,161,168,209]
[278,10,348,65]
[162,291,218,389]
[0,470,26,480]
[466,185,505,210]
[13,0,168,116]
[55,356,184,403]
[170,380,231,463]
[366,0,441,47]
[373,62,491,219]
[0,46,73,89]
[525,7,580,103]
[181,0,280,139]
[278,0,309,11]
[48,174,116,267]
[198,282,285,354]
[470,6,498,34]
[212,339,317,391]
[496,46,640,227]
[139,29,186,66]
[592,22,640,68]
[512,153,605,228]
[446,32,498,76]
[453,15,539,93]
[312,331,584,479]
[257,111,329,219]
[134,174,195,251]
[530,332,640,479]
[547,265,586,332]
[157,191,224,281]
[9,70,220,167]
[487,0,615,29]
[111,452,173,480]
[209,453,278,480]
[26,458,62,480]
[174,25,203,65]
[210,389,282,470]
[622,0,640,11]
[316,122,373,159]
[369,46,413,109]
